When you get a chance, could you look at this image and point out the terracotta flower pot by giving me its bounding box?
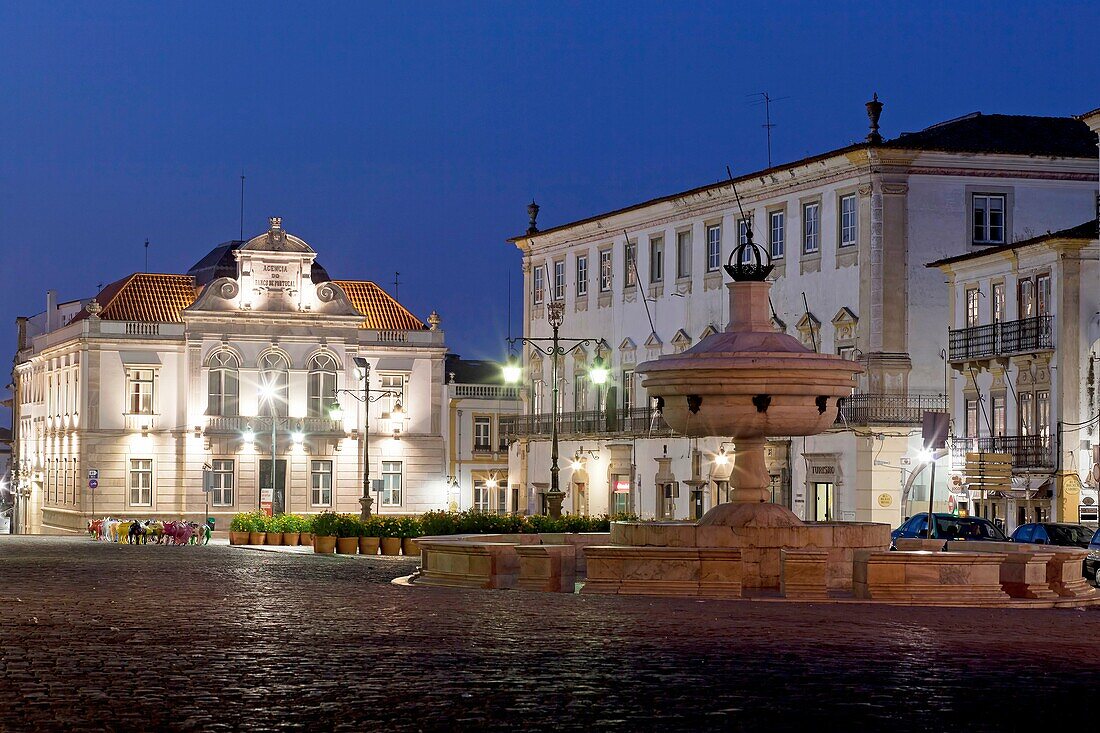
[266,532,284,546]
[300,532,313,545]
[402,538,421,557]
[229,531,250,545]
[335,537,359,555]
[380,537,402,556]
[313,535,337,554]
[282,532,300,546]
[248,531,266,545]
[358,537,380,556]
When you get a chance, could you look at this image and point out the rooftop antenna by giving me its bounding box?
[144,238,149,272]
[747,92,789,168]
[239,173,246,241]
[393,271,401,300]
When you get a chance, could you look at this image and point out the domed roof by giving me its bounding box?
[239,216,314,253]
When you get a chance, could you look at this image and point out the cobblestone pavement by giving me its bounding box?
[2,536,1099,732]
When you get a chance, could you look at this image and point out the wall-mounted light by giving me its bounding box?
[328,400,344,421]
[243,426,255,444]
[291,430,304,445]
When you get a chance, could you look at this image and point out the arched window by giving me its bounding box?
[307,354,338,418]
[258,352,289,417]
[207,351,240,416]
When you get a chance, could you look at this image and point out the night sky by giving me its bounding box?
[1,1,1096,413]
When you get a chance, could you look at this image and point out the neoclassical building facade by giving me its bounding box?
[12,218,448,532]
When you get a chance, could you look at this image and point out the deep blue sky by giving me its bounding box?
[1,1,1097,391]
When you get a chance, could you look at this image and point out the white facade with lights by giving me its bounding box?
[11,218,448,532]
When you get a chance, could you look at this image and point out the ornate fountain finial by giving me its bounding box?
[428,310,441,331]
[526,200,540,235]
[866,93,883,144]
[724,220,773,282]
[86,299,102,319]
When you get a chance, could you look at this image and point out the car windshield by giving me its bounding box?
[933,516,1005,540]
[1046,525,1092,545]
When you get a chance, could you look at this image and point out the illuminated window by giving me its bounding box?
[129,459,152,506]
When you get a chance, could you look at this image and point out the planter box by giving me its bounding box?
[359,537,380,556]
[335,537,359,554]
[229,531,249,545]
[282,532,300,546]
[266,532,284,546]
[248,532,266,545]
[403,538,421,557]
[300,533,313,545]
[380,537,402,556]
[313,535,337,554]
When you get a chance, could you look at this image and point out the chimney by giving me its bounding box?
[866,93,884,144]
[46,290,58,332]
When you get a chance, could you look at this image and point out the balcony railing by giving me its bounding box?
[499,407,676,440]
[836,393,948,426]
[204,415,344,434]
[950,434,1054,470]
[949,315,1054,361]
[453,384,521,399]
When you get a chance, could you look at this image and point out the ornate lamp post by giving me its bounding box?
[503,301,608,518]
[328,357,403,519]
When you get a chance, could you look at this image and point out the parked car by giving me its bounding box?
[1010,523,1093,548]
[1086,529,1100,586]
[891,513,1007,547]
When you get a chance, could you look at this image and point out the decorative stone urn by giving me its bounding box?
[637,229,862,524]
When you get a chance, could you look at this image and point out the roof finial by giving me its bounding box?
[269,216,282,231]
[428,310,441,331]
[86,299,102,320]
[866,93,883,144]
[526,200,540,235]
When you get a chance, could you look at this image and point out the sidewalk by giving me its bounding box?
[228,541,415,559]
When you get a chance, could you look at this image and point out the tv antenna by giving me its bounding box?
[393,271,401,299]
[239,173,246,241]
[747,92,789,168]
[144,238,149,272]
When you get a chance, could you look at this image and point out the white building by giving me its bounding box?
[12,217,449,532]
[505,100,1098,524]
[443,354,522,512]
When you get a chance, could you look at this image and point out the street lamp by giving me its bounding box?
[329,356,401,519]
[503,301,609,518]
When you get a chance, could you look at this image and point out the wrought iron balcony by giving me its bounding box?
[949,434,1054,470]
[835,393,947,426]
[948,315,1054,362]
[499,407,676,440]
[204,415,345,435]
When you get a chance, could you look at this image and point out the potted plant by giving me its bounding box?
[228,513,251,545]
[246,512,267,545]
[299,514,313,546]
[379,516,402,556]
[265,513,285,546]
[335,514,361,554]
[358,515,381,556]
[311,511,339,554]
[400,516,424,557]
[282,514,303,546]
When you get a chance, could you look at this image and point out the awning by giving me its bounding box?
[373,357,415,372]
[118,351,161,365]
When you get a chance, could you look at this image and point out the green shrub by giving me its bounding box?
[396,516,423,539]
[311,511,340,537]
[229,513,250,532]
[376,516,401,538]
[287,514,310,533]
[357,516,381,537]
[419,510,457,537]
[335,514,361,538]
[265,513,287,533]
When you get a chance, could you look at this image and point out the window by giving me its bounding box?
[473,417,492,451]
[573,373,588,411]
[839,194,857,248]
[128,369,154,415]
[381,461,403,506]
[497,418,509,451]
[621,368,635,411]
[258,352,289,417]
[649,237,664,283]
[496,482,509,514]
[802,203,820,254]
[770,210,785,260]
[531,377,544,414]
[576,255,588,297]
[738,218,752,264]
[1018,278,1035,319]
[1019,392,1034,437]
[992,282,1005,323]
[307,354,338,418]
[210,459,234,507]
[966,288,980,327]
[965,398,979,440]
[973,194,1005,244]
[1036,274,1051,316]
[676,231,691,278]
[473,481,489,512]
[553,260,565,300]
[311,460,332,506]
[129,458,152,506]
[599,249,613,292]
[706,225,721,272]
[370,374,400,417]
[207,351,239,416]
[991,395,1006,437]
[624,241,638,288]
[533,264,545,305]
[1036,390,1050,436]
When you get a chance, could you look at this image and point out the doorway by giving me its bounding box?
[260,459,288,515]
[812,482,833,522]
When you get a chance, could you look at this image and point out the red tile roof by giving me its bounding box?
[77,273,198,323]
[334,280,426,330]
